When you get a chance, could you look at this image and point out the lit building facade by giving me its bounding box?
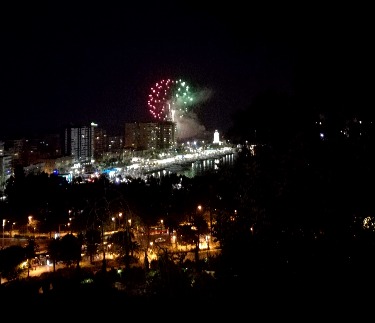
[0,154,12,192]
[124,121,176,151]
[64,122,97,163]
[93,126,108,160]
[157,121,177,150]
[213,130,220,144]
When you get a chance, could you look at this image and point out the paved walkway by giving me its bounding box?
[1,241,221,284]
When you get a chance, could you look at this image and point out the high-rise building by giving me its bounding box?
[107,135,123,153]
[125,122,155,150]
[93,127,108,160]
[124,121,176,151]
[0,154,12,193]
[63,122,97,163]
[156,121,177,149]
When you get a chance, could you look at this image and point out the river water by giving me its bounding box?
[146,152,238,178]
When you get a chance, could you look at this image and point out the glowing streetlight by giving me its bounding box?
[2,219,6,249]
[11,222,16,238]
[112,217,116,231]
[118,212,122,229]
[206,235,210,250]
[28,216,32,235]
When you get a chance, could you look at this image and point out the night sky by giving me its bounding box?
[0,2,373,138]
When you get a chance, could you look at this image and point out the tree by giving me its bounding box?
[24,238,38,277]
[59,233,82,268]
[146,245,190,297]
[47,237,60,272]
[192,213,209,270]
[0,245,26,281]
[85,228,101,264]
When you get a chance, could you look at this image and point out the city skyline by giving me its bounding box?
[1,3,373,139]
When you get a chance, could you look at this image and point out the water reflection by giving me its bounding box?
[147,153,237,178]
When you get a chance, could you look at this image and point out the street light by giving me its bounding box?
[28,216,32,235]
[2,219,5,249]
[11,222,15,238]
[118,212,122,229]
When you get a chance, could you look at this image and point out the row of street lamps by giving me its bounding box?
[111,212,132,231]
[2,219,5,249]
[2,219,16,249]
[2,211,130,249]
[1,215,38,249]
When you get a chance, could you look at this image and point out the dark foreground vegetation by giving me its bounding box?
[2,93,375,315]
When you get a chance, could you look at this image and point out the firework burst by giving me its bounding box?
[148,79,194,122]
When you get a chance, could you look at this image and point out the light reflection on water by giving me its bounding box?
[147,153,237,178]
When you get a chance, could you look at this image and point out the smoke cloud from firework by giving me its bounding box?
[172,87,213,140]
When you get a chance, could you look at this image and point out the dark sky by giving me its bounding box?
[0,2,373,138]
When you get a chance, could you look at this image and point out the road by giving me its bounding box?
[0,236,221,284]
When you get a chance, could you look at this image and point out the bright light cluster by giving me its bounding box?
[147,79,194,122]
[363,216,375,230]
